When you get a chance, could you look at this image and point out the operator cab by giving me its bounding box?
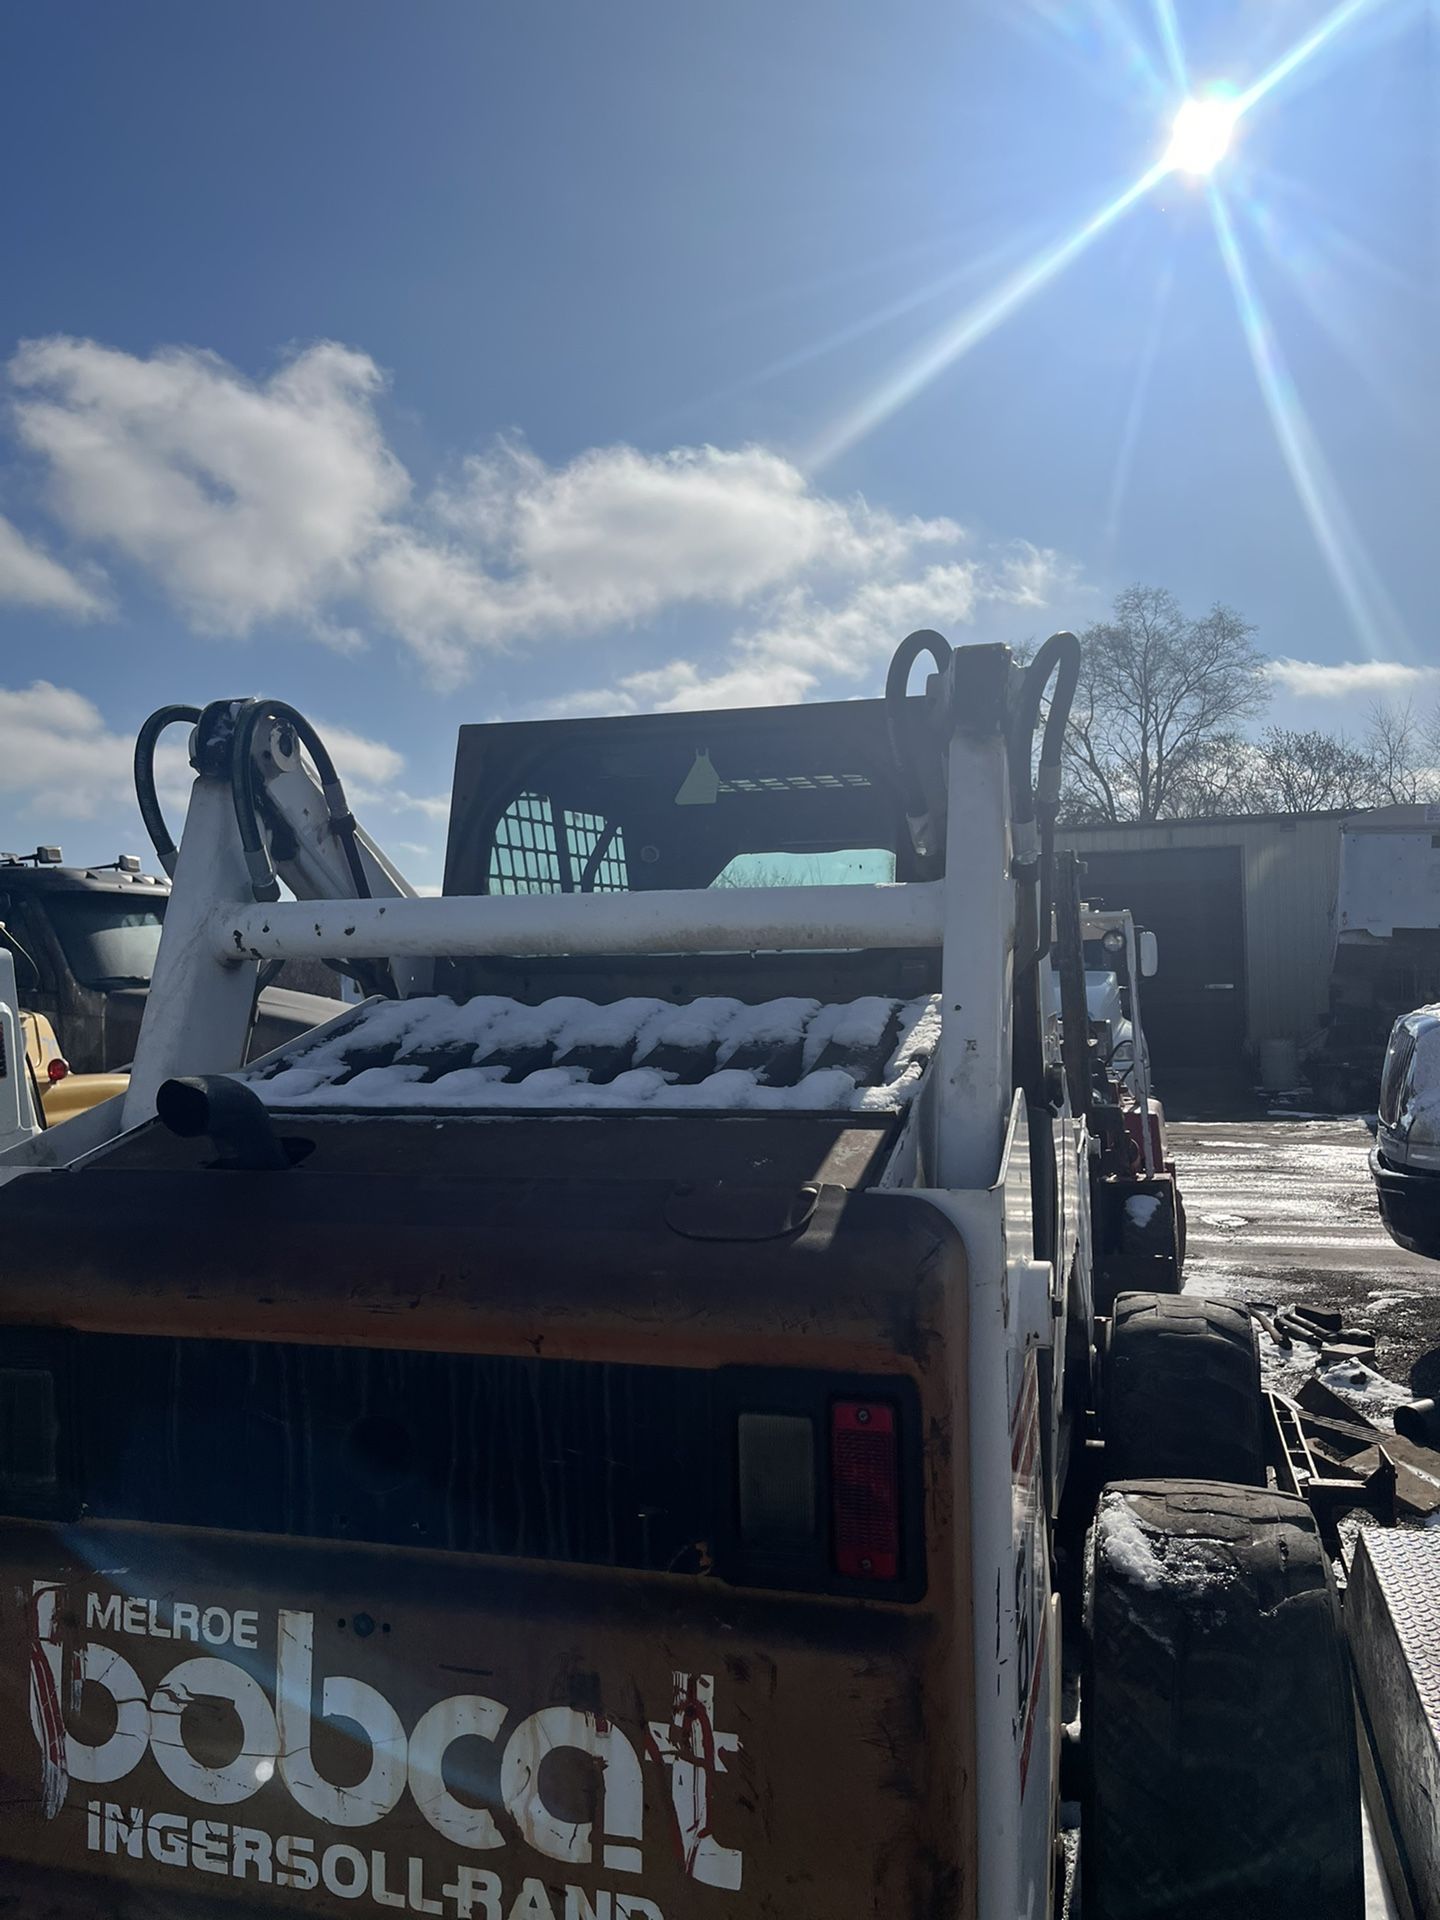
[440,697,942,1009]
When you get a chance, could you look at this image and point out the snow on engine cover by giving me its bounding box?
[241,990,941,1113]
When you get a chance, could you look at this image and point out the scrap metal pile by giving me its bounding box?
[1249,1300,1440,1534]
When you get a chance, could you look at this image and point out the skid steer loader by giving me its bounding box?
[0,650,1365,1918]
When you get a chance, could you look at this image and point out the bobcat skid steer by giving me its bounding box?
[0,655,1365,1919]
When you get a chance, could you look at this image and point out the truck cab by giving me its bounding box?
[0,849,346,1074]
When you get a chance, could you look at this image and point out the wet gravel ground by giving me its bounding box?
[1171,1117,1440,1404]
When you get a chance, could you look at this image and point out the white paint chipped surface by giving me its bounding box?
[245,992,940,1114]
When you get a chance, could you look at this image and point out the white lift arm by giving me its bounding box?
[123,701,428,1123]
[117,674,1026,1193]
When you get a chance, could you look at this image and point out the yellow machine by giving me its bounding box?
[19,1008,127,1125]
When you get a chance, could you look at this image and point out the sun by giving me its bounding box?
[1165,94,1240,176]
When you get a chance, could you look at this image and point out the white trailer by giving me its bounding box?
[1310,805,1440,1110]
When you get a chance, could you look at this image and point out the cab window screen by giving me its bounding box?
[487,792,628,894]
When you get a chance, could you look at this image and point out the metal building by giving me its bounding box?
[1056,811,1350,1078]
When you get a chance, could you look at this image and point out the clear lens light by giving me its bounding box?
[1165,95,1239,175]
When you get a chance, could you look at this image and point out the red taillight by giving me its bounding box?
[46,1058,69,1083]
[831,1400,899,1579]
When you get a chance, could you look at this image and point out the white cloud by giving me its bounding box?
[240,716,442,837]
[391,790,452,822]
[368,441,965,680]
[4,335,1078,710]
[310,720,405,801]
[0,681,147,821]
[438,439,959,607]
[547,544,1071,716]
[0,513,106,617]
[10,337,406,633]
[5,337,1003,685]
[1267,656,1439,699]
[0,683,416,856]
[362,538,502,680]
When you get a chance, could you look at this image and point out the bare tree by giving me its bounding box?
[1154,731,1254,818]
[1061,586,1269,822]
[1242,726,1379,813]
[1363,700,1440,805]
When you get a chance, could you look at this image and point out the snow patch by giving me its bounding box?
[633,996,744,1056]
[1365,1290,1420,1315]
[1124,1194,1162,1228]
[1316,1359,1411,1415]
[1098,1493,1236,1596]
[324,1064,431,1104]
[800,994,897,1071]
[713,998,820,1066]
[246,992,941,1114]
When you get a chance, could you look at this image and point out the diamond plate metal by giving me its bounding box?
[1349,1527,1440,1919]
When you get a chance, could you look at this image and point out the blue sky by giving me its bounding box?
[0,0,1433,886]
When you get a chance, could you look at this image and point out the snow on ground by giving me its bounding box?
[247,992,941,1113]
[1169,1116,1439,1419]
[1244,1338,1411,1431]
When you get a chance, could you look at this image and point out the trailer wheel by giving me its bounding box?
[1103,1292,1265,1486]
[1084,1480,1362,1920]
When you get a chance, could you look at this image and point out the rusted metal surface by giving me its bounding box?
[0,1519,969,1919]
[0,1174,976,1918]
[93,1112,901,1194]
[0,1176,952,1371]
[1265,1390,1397,1553]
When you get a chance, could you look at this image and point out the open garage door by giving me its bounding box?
[1075,845,1247,1076]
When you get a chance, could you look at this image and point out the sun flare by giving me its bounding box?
[1165,94,1240,176]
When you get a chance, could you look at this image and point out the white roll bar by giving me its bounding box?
[215,883,946,963]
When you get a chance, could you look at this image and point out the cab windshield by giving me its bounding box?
[712,849,896,888]
[44,893,166,990]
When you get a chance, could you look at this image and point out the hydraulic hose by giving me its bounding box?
[24,1052,48,1131]
[884,629,953,865]
[1008,633,1081,1268]
[228,699,371,906]
[133,704,202,878]
[1009,632,1080,973]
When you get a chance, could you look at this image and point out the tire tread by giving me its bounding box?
[1084,1479,1363,1920]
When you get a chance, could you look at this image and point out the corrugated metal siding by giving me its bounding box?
[1057,816,1345,1048]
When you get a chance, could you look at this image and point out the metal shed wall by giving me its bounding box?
[1056,814,1346,1050]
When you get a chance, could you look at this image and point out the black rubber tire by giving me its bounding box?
[1084,1480,1363,1920]
[1103,1292,1266,1485]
